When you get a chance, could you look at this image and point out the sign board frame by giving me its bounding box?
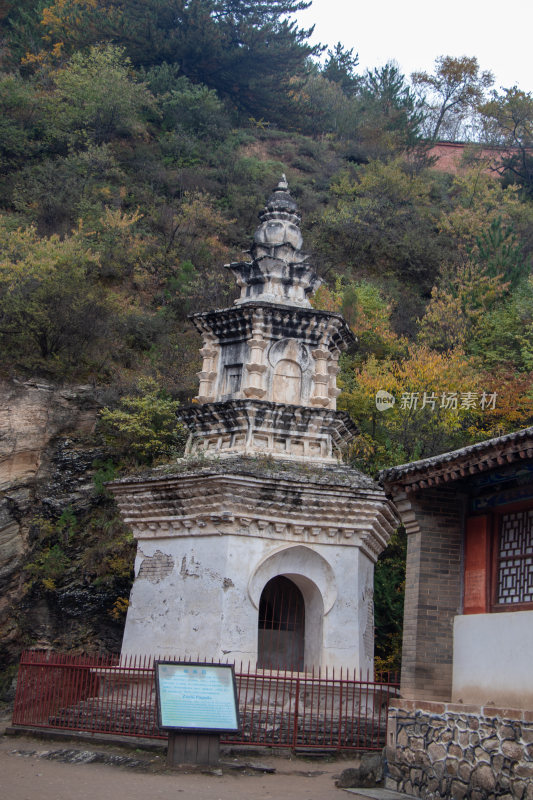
[154,660,240,734]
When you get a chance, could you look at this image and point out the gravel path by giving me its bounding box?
[0,731,358,800]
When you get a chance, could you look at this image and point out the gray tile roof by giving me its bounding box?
[379,426,533,490]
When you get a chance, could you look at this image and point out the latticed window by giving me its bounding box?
[496,509,533,606]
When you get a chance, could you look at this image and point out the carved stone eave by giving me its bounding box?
[109,468,399,562]
[225,255,322,308]
[189,302,355,353]
[178,399,358,463]
[379,425,533,495]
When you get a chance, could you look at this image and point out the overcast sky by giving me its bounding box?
[294,0,533,94]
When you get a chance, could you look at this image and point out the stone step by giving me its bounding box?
[341,789,417,800]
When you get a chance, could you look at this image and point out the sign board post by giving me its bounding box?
[155,661,240,766]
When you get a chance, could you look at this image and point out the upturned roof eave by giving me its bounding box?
[379,426,533,494]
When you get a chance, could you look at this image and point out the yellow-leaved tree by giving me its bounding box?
[340,344,485,472]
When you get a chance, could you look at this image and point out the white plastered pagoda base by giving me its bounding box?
[111,461,398,673]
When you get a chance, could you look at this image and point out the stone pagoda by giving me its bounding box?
[110,177,398,673]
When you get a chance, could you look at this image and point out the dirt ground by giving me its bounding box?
[0,715,361,800]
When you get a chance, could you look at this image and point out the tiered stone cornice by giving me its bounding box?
[191,303,354,353]
[178,399,357,463]
[111,466,398,562]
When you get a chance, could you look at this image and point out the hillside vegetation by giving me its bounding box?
[0,1,532,675]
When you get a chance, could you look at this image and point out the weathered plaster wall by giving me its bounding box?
[387,700,533,800]
[453,612,533,710]
[121,532,376,671]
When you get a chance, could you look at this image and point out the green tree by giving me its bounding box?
[437,167,533,261]
[316,160,449,298]
[12,144,126,234]
[340,344,484,469]
[0,218,113,371]
[49,44,156,148]
[418,260,510,352]
[35,0,319,122]
[354,63,423,158]
[476,216,529,287]
[0,72,46,170]
[321,42,359,96]
[471,276,533,373]
[313,279,404,364]
[99,378,186,465]
[0,0,48,66]
[145,65,231,140]
[412,55,493,141]
[374,527,406,673]
[24,544,70,589]
[480,87,533,197]
[291,72,356,135]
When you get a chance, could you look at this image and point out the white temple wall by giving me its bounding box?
[121,532,376,673]
[452,611,533,709]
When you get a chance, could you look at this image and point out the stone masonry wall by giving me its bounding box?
[386,701,533,800]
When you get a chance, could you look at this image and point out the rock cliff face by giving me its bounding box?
[0,379,130,679]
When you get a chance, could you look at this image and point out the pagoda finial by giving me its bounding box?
[225,176,322,307]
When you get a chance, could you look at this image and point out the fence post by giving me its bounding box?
[338,680,343,749]
[292,676,300,749]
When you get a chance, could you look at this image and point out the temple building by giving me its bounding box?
[110,178,398,672]
[381,427,533,798]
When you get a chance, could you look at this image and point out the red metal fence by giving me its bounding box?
[12,651,399,751]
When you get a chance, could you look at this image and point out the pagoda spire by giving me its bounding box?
[227,176,321,307]
[180,177,357,464]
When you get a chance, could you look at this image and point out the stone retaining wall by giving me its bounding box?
[386,700,533,799]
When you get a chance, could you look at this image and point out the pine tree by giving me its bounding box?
[30,0,319,121]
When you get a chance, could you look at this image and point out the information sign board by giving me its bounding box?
[154,661,240,733]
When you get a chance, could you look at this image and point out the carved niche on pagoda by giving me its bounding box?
[192,305,347,409]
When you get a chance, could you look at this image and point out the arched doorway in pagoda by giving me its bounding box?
[257,575,305,671]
